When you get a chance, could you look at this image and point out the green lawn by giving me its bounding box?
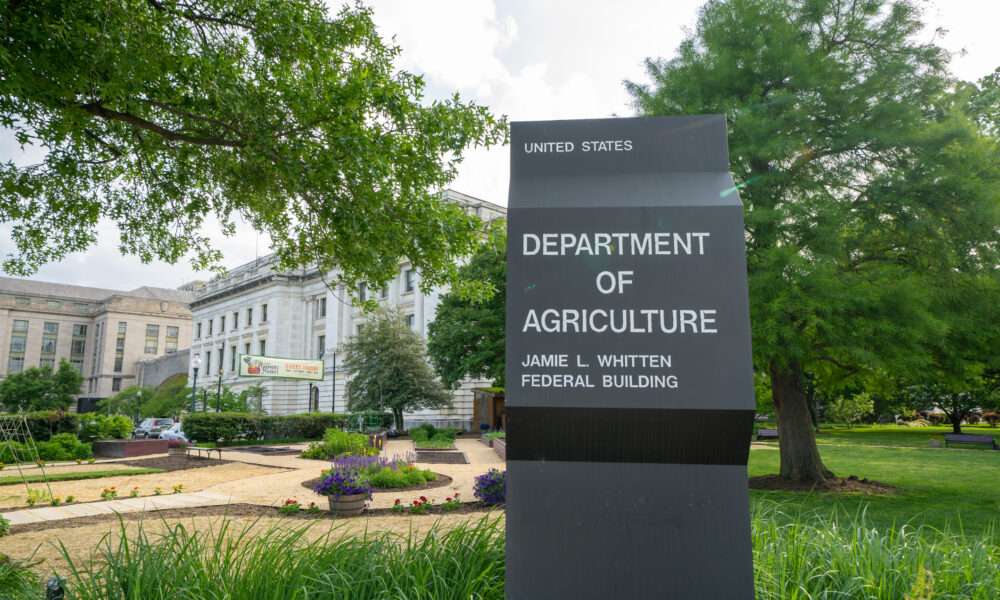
[0,468,163,486]
[750,427,1000,537]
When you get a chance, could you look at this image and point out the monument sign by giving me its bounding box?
[505,115,755,598]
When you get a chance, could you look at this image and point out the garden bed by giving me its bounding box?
[300,473,452,494]
[92,439,169,458]
[3,501,504,535]
[118,455,238,472]
[224,446,301,456]
[415,450,469,464]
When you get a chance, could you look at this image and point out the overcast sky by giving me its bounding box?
[2,0,998,290]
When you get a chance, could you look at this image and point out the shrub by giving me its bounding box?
[0,553,39,599]
[79,414,133,441]
[0,441,28,463]
[23,410,80,441]
[966,413,981,425]
[473,469,506,505]
[0,515,9,537]
[300,429,374,460]
[983,412,1000,427]
[927,413,947,425]
[73,443,93,459]
[483,432,506,440]
[35,441,70,461]
[184,412,350,444]
[50,433,79,453]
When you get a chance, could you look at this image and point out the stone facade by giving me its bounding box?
[188,190,506,429]
[0,278,195,410]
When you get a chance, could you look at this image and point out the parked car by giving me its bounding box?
[158,422,191,443]
[133,418,175,439]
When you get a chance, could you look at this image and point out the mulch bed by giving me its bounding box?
[300,473,453,494]
[414,450,469,464]
[117,455,238,472]
[6,501,504,535]
[749,474,899,495]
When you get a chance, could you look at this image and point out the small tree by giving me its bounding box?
[428,224,506,389]
[826,393,874,429]
[0,359,83,411]
[344,308,451,430]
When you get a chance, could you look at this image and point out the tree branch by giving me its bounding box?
[77,102,245,148]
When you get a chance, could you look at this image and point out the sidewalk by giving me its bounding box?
[1,491,233,525]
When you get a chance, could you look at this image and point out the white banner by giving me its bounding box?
[238,354,323,381]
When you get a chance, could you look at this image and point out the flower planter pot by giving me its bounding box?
[167,447,188,457]
[928,440,943,448]
[327,493,368,516]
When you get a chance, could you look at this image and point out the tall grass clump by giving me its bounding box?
[60,514,505,600]
[752,501,1000,599]
[0,554,41,600]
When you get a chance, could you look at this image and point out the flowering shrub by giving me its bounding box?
[130,487,140,498]
[314,470,372,499]
[305,502,321,515]
[50,497,62,506]
[166,439,190,449]
[172,484,184,494]
[441,493,462,512]
[35,459,45,467]
[391,499,404,513]
[66,495,76,503]
[88,458,96,464]
[154,487,163,495]
[473,469,506,505]
[301,429,376,460]
[409,497,433,514]
[76,459,83,464]
[100,487,118,500]
[279,499,302,514]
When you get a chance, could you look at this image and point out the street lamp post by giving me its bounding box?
[135,390,142,427]
[190,355,202,413]
[331,351,336,413]
[216,368,223,412]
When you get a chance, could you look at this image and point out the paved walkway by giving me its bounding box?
[2,491,233,525]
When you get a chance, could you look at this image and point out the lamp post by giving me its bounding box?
[216,368,223,412]
[190,355,202,413]
[308,383,314,412]
[135,390,142,427]
[331,351,336,413]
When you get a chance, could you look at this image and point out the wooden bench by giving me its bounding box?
[944,433,999,450]
[187,446,223,460]
[757,428,779,441]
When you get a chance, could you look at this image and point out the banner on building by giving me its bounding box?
[238,354,323,381]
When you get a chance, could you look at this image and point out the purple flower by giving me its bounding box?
[473,469,506,505]
[314,470,372,499]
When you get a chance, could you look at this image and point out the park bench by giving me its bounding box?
[757,428,779,441]
[944,433,999,450]
[187,446,223,460]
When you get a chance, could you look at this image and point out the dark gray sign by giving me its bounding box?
[505,115,754,598]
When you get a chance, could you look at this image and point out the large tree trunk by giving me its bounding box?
[393,408,404,431]
[770,361,835,482]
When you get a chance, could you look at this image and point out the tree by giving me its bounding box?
[0,0,506,296]
[344,308,450,430]
[0,358,83,411]
[629,0,1000,481]
[905,380,1000,434]
[99,385,146,416]
[826,392,874,429]
[427,223,506,389]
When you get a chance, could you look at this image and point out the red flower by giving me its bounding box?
[446,497,452,502]
[412,501,421,506]
[419,496,427,502]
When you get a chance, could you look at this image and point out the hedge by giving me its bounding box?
[181,412,353,444]
[0,410,82,442]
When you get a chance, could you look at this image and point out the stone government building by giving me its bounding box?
[188,190,506,428]
[0,278,195,412]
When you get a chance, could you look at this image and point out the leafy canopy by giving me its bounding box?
[343,307,450,429]
[427,222,506,389]
[0,358,84,412]
[0,0,507,294]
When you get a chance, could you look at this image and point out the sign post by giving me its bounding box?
[505,115,755,598]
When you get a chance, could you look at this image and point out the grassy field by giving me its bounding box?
[750,425,1000,537]
[0,468,163,486]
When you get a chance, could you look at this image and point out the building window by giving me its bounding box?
[9,335,26,353]
[41,321,58,358]
[165,326,179,353]
[144,324,159,354]
[71,324,87,363]
[75,303,88,312]
[196,322,202,339]
[15,296,29,306]
[358,283,366,302]
[220,315,226,332]
[407,314,416,330]
[405,269,415,293]
[314,297,326,318]
[247,307,253,326]
[230,345,237,371]
[7,319,27,374]
[317,335,325,359]
[12,319,28,333]
[208,319,213,336]
[244,342,251,355]
[114,322,126,372]
[258,340,266,356]
[233,311,239,329]
[40,338,56,354]
[71,359,84,374]
[7,356,24,373]
[380,286,388,299]
[205,350,212,373]
[40,357,55,369]
[44,322,59,334]
[261,303,268,323]
[46,300,60,309]
[112,378,122,392]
